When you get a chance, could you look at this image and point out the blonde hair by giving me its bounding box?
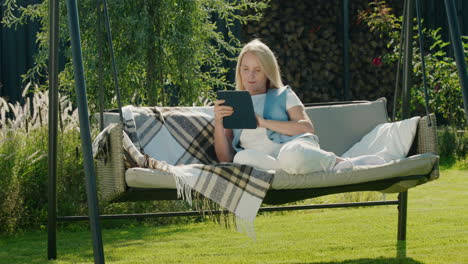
[235,39,284,91]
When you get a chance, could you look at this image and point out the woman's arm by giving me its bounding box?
[214,100,235,162]
[257,105,315,136]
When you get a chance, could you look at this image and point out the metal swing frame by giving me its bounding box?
[47,0,468,263]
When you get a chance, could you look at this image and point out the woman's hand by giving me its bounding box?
[256,114,266,128]
[255,106,314,136]
[213,100,235,162]
[214,100,234,124]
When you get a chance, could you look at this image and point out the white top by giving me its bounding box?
[239,88,303,157]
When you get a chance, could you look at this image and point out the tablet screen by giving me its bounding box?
[217,91,257,129]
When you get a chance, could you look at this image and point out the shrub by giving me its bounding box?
[358,1,468,129]
[438,126,457,160]
[456,132,468,160]
[437,126,468,168]
[0,86,83,234]
[0,86,203,234]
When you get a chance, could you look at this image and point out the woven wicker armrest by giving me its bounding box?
[412,114,439,180]
[96,123,127,202]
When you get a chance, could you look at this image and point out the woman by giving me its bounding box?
[214,39,383,173]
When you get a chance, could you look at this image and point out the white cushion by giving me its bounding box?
[341,116,421,162]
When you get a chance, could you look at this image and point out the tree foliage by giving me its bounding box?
[2,0,269,108]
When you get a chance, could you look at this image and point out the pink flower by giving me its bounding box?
[372,57,382,66]
[308,25,321,34]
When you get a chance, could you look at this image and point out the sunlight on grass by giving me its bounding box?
[1,168,466,264]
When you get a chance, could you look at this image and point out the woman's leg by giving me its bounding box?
[233,149,279,171]
[277,137,337,174]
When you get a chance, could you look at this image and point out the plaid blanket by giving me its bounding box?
[117,105,273,234]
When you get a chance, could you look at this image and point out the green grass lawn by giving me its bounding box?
[1,168,467,264]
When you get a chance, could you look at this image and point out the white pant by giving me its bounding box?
[233,136,337,174]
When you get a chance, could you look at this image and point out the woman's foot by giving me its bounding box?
[333,155,386,171]
[333,159,353,171]
[350,155,386,166]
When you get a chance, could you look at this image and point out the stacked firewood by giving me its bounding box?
[241,0,400,104]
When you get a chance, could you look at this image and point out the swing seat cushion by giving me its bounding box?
[95,98,439,203]
[125,152,437,191]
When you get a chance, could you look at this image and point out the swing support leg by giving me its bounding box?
[47,0,59,259]
[444,0,468,122]
[397,191,408,258]
[66,0,105,263]
[399,0,411,247]
[397,191,408,241]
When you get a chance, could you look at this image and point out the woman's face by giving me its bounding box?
[240,52,268,95]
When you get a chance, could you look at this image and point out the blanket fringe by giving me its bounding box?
[193,192,236,230]
[174,174,193,206]
[173,172,243,233]
[92,123,114,164]
[236,216,257,241]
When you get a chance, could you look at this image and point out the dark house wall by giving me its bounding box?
[1,0,40,104]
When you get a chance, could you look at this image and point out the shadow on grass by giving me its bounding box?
[286,241,417,264]
[291,257,424,264]
[1,224,193,264]
[2,229,423,264]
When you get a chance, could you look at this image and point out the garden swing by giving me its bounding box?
[47,0,468,263]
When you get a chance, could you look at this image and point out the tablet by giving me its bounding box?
[217,90,257,129]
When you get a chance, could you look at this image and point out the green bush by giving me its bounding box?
[0,126,85,234]
[358,1,468,128]
[0,89,83,234]
[437,126,468,168]
[455,131,468,160]
[438,127,457,160]
[0,89,195,235]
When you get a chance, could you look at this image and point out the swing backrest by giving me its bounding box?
[97,99,389,158]
[304,98,388,156]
